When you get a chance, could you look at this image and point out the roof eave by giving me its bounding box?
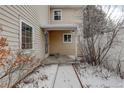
[42,24,77,31]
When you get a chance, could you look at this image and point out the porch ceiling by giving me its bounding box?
[42,24,77,31]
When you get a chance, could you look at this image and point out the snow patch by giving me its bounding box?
[76,63,124,88]
[16,64,58,88]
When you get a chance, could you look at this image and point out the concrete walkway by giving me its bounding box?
[53,64,82,88]
[16,56,82,88]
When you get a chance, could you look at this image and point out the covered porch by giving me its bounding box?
[43,24,79,64]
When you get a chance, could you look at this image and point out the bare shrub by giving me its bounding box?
[79,5,124,66]
[0,24,35,87]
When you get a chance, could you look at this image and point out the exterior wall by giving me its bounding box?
[32,5,49,26]
[49,7,82,57]
[49,30,76,55]
[50,8,82,24]
[0,5,46,87]
[0,5,46,58]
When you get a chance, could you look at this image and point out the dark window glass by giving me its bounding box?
[64,35,68,42]
[54,10,61,20]
[21,22,32,49]
[64,34,72,43]
[68,35,71,42]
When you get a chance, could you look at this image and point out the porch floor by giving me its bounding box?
[42,55,77,65]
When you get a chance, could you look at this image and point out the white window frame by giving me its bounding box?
[20,19,34,51]
[63,33,72,43]
[53,9,62,21]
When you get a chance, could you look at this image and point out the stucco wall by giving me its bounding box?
[49,30,76,56]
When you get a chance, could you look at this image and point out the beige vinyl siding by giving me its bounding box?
[32,6,49,26]
[0,5,45,58]
[0,5,46,87]
[49,30,76,55]
[50,8,82,24]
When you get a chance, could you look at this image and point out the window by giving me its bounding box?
[21,22,33,49]
[63,34,72,43]
[53,9,62,20]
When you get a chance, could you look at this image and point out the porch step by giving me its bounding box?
[42,56,80,65]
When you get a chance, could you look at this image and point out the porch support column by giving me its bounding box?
[75,25,81,61]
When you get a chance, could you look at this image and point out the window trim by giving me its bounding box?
[63,33,72,43]
[53,9,62,21]
[20,19,34,50]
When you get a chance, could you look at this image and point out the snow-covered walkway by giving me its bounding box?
[53,64,82,88]
[16,64,82,88]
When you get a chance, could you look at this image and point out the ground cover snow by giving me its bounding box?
[16,64,82,88]
[76,63,124,88]
[16,64,58,88]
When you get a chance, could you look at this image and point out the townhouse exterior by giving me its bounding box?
[1,5,124,88]
[0,5,82,87]
[0,5,82,60]
[43,5,82,59]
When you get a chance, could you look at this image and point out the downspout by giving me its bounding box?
[75,25,79,61]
